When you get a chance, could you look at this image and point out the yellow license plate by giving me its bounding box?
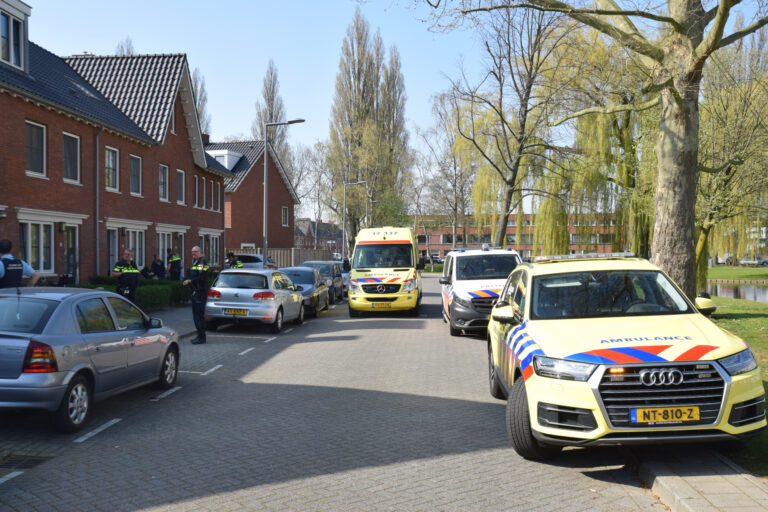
[225,308,248,315]
[631,406,700,424]
[371,303,391,308]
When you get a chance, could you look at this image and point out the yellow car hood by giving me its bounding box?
[349,268,415,284]
[523,313,749,364]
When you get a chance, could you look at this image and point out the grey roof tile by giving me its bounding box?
[65,53,185,143]
[0,43,151,142]
[205,141,266,193]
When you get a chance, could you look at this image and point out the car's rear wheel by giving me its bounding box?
[488,343,506,400]
[156,347,179,390]
[270,309,283,333]
[294,304,304,325]
[53,375,91,433]
[506,377,561,460]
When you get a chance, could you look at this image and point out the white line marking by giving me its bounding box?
[238,347,255,356]
[179,370,203,374]
[0,471,23,485]
[263,337,277,343]
[330,305,337,309]
[151,386,182,402]
[74,418,121,444]
[201,364,223,376]
[284,328,294,333]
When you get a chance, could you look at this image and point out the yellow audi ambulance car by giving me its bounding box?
[348,227,424,317]
[487,254,766,459]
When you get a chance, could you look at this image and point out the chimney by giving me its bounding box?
[202,133,210,145]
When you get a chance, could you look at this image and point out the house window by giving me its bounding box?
[25,121,45,176]
[210,236,220,266]
[217,182,221,211]
[62,132,80,183]
[506,234,516,244]
[125,229,145,268]
[1,11,23,69]
[157,232,173,265]
[129,155,142,196]
[105,147,119,191]
[416,235,426,244]
[201,177,206,209]
[507,219,516,227]
[518,234,534,245]
[176,169,185,204]
[18,222,54,273]
[282,207,289,227]
[159,164,169,201]
[599,233,615,245]
[441,234,453,244]
[194,176,199,206]
[210,180,214,210]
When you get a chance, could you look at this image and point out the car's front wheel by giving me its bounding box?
[349,306,361,318]
[53,374,91,433]
[506,377,561,460]
[156,347,179,390]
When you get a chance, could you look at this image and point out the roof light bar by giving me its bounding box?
[534,252,636,263]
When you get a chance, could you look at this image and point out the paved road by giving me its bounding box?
[0,276,663,511]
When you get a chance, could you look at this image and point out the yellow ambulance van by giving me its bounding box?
[348,227,424,316]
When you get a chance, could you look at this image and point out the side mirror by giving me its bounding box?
[695,293,717,316]
[295,285,304,291]
[494,300,509,308]
[491,313,520,325]
[438,276,450,285]
[149,318,163,328]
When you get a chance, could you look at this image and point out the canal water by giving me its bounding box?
[707,282,768,304]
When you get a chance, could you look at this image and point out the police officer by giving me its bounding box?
[183,245,209,344]
[111,249,141,302]
[226,252,243,269]
[0,239,39,288]
[167,248,182,281]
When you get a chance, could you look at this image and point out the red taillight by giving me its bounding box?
[22,341,58,373]
[208,289,221,298]
[253,291,275,300]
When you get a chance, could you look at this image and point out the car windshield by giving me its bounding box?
[286,271,315,285]
[303,263,331,276]
[456,255,519,280]
[531,270,693,320]
[352,244,413,268]
[237,255,262,263]
[214,273,268,289]
[0,297,58,334]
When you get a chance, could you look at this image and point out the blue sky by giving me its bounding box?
[30,0,482,150]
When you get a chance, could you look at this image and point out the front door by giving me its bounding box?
[64,225,78,284]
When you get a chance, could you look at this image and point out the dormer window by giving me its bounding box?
[1,9,23,69]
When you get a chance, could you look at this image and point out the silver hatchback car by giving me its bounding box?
[0,288,179,432]
[204,269,304,333]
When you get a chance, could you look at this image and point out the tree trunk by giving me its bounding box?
[493,185,515,247]
[651,50,701,299]
[695,224,712,290]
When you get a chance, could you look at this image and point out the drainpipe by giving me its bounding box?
[95,125,104,278]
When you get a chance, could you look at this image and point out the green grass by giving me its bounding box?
[422,263,444,274]
[707,265,768,281]
[711,297,768,477]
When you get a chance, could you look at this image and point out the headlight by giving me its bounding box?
[402,279,416,292]
[718,349,758,376]
[533,356,597,381]
[349,281,362,293]
[452,295,472,308]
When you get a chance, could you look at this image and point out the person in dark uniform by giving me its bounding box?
[151,254,166,279]
[183,245,209,344]
[111,249,141,302]
[226,252,243,269]
[167,248,182,281]
[0,239,39,288]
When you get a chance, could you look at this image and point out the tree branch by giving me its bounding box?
[716,16,768,50]
[694,0,739,67]
[551,96,660,126]
[698,158,744,174]
[465,3,679,27]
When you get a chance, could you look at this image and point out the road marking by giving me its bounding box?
[74,418,122,444]
[284,328,294,333]
[238,347,255,356]
[151,386,182,402]
[179,370,203,374]
[201,364,223,376]
[330,305,337,309]
[0,471,23,485]
[263,336,277,343]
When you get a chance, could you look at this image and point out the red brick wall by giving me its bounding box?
[0,91,225,282]
[225,148,295,251]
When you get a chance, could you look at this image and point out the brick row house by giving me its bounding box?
[0,0,228,283]
[293,218,342,251]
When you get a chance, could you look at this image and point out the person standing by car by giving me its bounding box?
[0,239,39,288]
[167,248,182,281]
[184,245,209,344]
[111,249,140,302]
[226,252,243,269]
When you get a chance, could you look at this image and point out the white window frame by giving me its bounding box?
[209,180,214,211]
[210,235,220,266]
[157,232,173,266]
[201,177,207,209]
[158,164,169,202]
[129,154,142,197]
[105,146,120,192]
[194,176,199,207]
[25,120,46,177]
[176,169,186,205]
[62,132,80,184]
[1,10,23,70]
[281,206,289,227]
[217,182,221,212]
[19,221,54,273]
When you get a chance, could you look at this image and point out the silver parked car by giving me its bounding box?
[234,253,277,269]
[0,288,179,432]
[205,269,304,333]
[281,267,329,318]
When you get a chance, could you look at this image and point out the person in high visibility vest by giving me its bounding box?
[167,248,182,281]
[111,249,141,302]
[226,252,243,269]
[183,245,209,344]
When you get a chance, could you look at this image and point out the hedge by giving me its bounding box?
[78,274,224,311]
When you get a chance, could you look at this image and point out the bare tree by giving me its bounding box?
[115,36,134,56]
[191,67,211,134]
[252,60,288,161]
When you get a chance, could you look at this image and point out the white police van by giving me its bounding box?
[439,245,522,336]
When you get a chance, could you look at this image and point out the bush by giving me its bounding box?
[134,285,173,311]
[80,276,193,310]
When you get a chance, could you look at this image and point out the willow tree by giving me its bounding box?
[429,0,768,299]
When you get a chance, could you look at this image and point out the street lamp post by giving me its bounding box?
[263,118,304,262]
[342,180,366,260]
